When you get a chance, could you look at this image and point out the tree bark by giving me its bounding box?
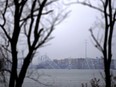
[9,45,18,87]
[16,51,33,87]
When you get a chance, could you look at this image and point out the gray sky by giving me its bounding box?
[36,1,116,60]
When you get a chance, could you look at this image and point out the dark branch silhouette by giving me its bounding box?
[67,0,116,87]
[0,0,68,87]
[77,0,116,87]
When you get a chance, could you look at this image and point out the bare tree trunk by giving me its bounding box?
[104,62,111,87]
[16,52,33,87]
[9,45,18,87]
[0,0,68,87]
[74,0,116,87]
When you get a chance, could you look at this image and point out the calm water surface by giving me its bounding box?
[22,69,116,87]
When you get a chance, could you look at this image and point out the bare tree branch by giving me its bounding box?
[89,28,103,52]
[77,1,104,13]
[0,0,68,87]
[75,0,116,87]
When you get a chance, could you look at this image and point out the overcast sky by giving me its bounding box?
[35,1,116,60]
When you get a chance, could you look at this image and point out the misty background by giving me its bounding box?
[33,0,116,63]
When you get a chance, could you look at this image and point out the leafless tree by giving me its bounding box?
[69,0,116,87]
[0,45,9,87]
[0,0,68,87]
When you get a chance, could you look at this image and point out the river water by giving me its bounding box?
[0,69,116,87]
[22,69,116,87]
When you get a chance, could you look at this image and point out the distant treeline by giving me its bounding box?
[32,58,116,69]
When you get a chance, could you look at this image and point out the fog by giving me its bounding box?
[36,1,116,60]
